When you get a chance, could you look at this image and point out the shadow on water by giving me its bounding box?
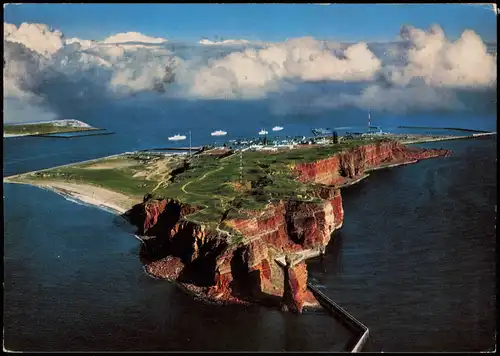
[3,183,352,351]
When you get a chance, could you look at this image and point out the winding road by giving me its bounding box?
[181,165,225,196]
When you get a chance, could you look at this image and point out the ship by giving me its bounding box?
[258,129,268,135]
[272,126,284,132]
[211,130,227,136]
[168,134,186,141]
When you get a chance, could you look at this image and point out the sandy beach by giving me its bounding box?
[4,179,137,215]
[3,133,32,138]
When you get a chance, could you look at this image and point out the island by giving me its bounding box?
[3,119,100,137]
[4,135,454,313]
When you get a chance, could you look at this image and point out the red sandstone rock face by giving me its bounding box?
[283,262,310,313]
[212,270,233,299]
[228,197,343,252]
[228,203,299,252]
[285,200,337,249]
[294,141,451,186]
[143,199,168,233]
[330,192,344,230]
[131,141,451,311]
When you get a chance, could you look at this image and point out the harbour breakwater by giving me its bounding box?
[38,129,115,138]
[397,125,490,133]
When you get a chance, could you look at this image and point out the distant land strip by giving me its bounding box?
[397,126,490,133]
[38,130,115,138]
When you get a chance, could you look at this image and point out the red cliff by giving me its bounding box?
[127,141,451,312]
[294,140,451,186]
[283,262,314,313]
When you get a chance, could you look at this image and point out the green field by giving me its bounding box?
[17,138,390,231]
[27,153,174,199]
[4,122,97,135]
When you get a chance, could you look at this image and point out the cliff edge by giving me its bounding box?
[126,140,451,312]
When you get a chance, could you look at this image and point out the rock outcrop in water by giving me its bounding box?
[125,141,451,312]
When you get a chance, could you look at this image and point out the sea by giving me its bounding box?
[3,108,497,351]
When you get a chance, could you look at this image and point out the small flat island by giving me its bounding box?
[3,119,100,138]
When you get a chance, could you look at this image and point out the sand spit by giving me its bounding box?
[4,179,136,215]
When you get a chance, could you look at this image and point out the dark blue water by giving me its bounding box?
[3,184,350,351]
[3,110,496,351]
[308,136,497,352]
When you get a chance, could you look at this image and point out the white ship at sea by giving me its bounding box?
[258,129,268,135]
[168,134,186,141]
[272,126,283,132]
[211,130,227,136]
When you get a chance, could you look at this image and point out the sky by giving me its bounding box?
[3,3,497,43]
[3,3,497,129]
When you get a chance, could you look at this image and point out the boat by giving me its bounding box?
[311,128,331,136]
[272,126,284,132]
[258,129,268,135]
[211,130,227,136]
[168,134,186,141]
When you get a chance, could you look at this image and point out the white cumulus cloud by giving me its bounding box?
[3,39,58,123]
[65,37,97,50]
[102,31,167,44]
[4,22,65,56]
[384,24,497,88]
[188,37,381,99]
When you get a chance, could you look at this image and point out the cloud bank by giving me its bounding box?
[103,31,167,44]
[3,21,496,123]
[384,25,497,88]
[189,37,382,98]
[4,22,64,56]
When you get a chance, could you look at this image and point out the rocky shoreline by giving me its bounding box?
[4,140,453,313]
[131,141,452,313]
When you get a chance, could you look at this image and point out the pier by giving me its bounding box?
[307,283,369,352]
[275,254,369,352]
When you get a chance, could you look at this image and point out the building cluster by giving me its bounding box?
[217,135,335,151]
[213,129,392,152]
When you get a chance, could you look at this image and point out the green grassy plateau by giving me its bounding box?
[13,138,391,228]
